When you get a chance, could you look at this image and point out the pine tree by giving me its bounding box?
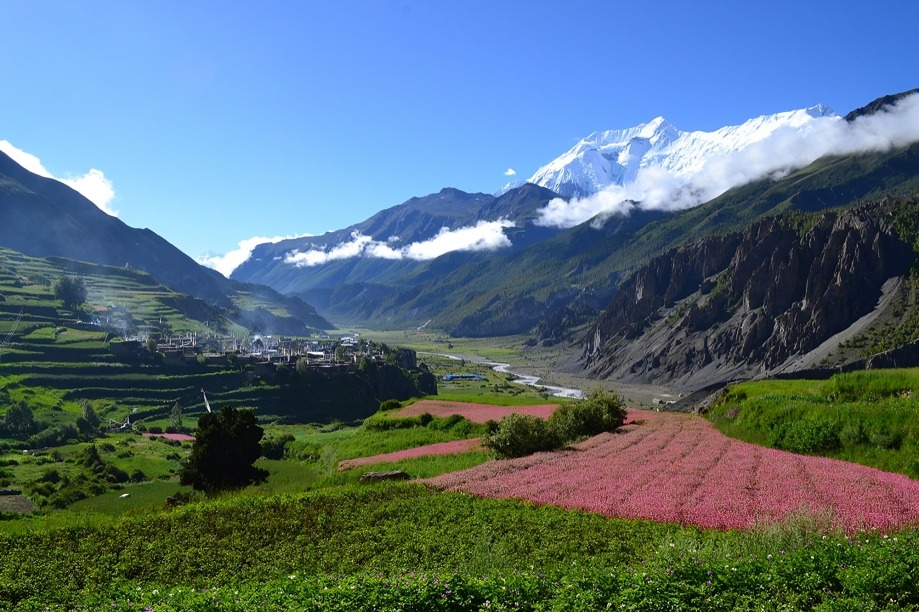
[179,406,268,494]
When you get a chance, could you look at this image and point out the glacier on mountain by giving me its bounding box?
[527,93,919,229]
[526,105,837,200]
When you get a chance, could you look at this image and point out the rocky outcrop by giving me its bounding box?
[583,201,915,389]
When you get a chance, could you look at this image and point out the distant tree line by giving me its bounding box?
[0,400,103,449]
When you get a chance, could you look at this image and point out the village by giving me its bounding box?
[108,331,421,383]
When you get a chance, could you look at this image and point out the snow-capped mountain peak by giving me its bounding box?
[524,105,839,199]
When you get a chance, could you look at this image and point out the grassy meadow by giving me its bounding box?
[707,369,919,479]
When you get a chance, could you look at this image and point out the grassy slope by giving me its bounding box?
[0,368,916,608]
[707,369,919,478]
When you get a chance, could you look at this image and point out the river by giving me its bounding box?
[422,352,583,399]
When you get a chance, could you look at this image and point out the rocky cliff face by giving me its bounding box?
[582,201,915,389]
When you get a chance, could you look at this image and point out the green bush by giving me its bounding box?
[362,412,437,431]
[483,412,560,458]
[550,387,626,442]
[426,413,482,437]
[867,424,903,450]
[261,433,295,459]
[483,388,626,459]
[27,424,78,448]
[772,416,840,454]
[838,422,865,447]
[379,399,401,411]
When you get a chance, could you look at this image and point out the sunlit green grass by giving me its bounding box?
[260,457,321,490]
[66,480,190,516]
[289,423,479,463]
[321,451,491,486]
[1,483,916,610]
[709,369,919,478]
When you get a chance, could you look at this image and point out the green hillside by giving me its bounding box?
[303,142,919,339]
[0,247,424,423]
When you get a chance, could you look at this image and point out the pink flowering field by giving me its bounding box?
[338,438,484,471]
[391,399,558,423]
[142,432,195,442]
[426,409,919,533]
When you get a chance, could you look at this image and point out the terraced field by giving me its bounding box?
[0,248,384,434]
[428,409,919,532]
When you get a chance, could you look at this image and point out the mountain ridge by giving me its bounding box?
[0,151,333,334]
[582,196,919,391]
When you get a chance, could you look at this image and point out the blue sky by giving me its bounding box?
[1,1,917,272]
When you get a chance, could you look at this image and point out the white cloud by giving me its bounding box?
[284,220,516,267]
[404,220,515,260]
[535,93,919,228]
[197,234,313,277]
[0,140,119,216]
[0,140,46,175]
[62,169,116,216]
[504,168,517,176]
[284,232,375,267]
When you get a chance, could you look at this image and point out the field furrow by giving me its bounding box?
[426,408,919,532]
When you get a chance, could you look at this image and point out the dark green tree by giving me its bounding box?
[168,403,183,432]
[3,402,39,437]
[53,276,87,310]
[75,400,101,437]
[179,406,268,494]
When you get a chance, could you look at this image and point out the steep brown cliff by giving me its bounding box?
[582,200,916,389]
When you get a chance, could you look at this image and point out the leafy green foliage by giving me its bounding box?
[1,402,39,438]
[768,415,840,453]
[179,406,268,494]
[708,370,919,477]
[548,387,626,443]
[362,412,434,431]
[378,398,402,411]
[52,275,86,310]
[484,388,625,458]
[0,485,916,610]
[167,403,183,432]
[482,413,560,458]
[260,433,294,459]
[75,400,100,437]
[27,423,78,448]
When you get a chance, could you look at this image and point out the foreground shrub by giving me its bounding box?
[483,413,560,458]
[379,399,402,411]
[26,424,78,449]
[484,388,626,459]
[550,387,626,442]
[770,415,840,454]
